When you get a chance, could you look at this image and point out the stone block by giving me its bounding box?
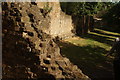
[21,16,30,22]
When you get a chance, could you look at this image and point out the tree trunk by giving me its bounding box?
[81,15,86,35]
[89,16,94,31]
[84,15,89,34]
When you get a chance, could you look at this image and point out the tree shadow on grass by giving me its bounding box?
[57,41,113,80]
[82,33,114,46]
[97,27,120,34]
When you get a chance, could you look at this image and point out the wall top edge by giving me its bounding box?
[0,0,120,2]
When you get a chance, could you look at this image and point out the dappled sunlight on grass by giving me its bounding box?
[57,28,118,80]
[82,29,120,46]
[65,36,111,51]
[95,28,120,36]
[57,41,113,79]
[89,32,116,41]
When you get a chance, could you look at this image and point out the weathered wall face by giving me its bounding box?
[37,2,75,39]
[2,2,90,80]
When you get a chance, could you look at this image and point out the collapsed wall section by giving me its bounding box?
[2,2,90,80]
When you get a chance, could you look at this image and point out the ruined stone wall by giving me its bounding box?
[2,2,90,80]
[58,11,74,39]
[37,2,75,39]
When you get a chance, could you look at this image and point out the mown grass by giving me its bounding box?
[57,28,120,80]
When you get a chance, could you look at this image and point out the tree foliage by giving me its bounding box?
[60,2,114,16]
[102,2,120,32]
[60,2,115,35]
[103,2,120,24]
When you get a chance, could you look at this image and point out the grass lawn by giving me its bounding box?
[57,28,120,80]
